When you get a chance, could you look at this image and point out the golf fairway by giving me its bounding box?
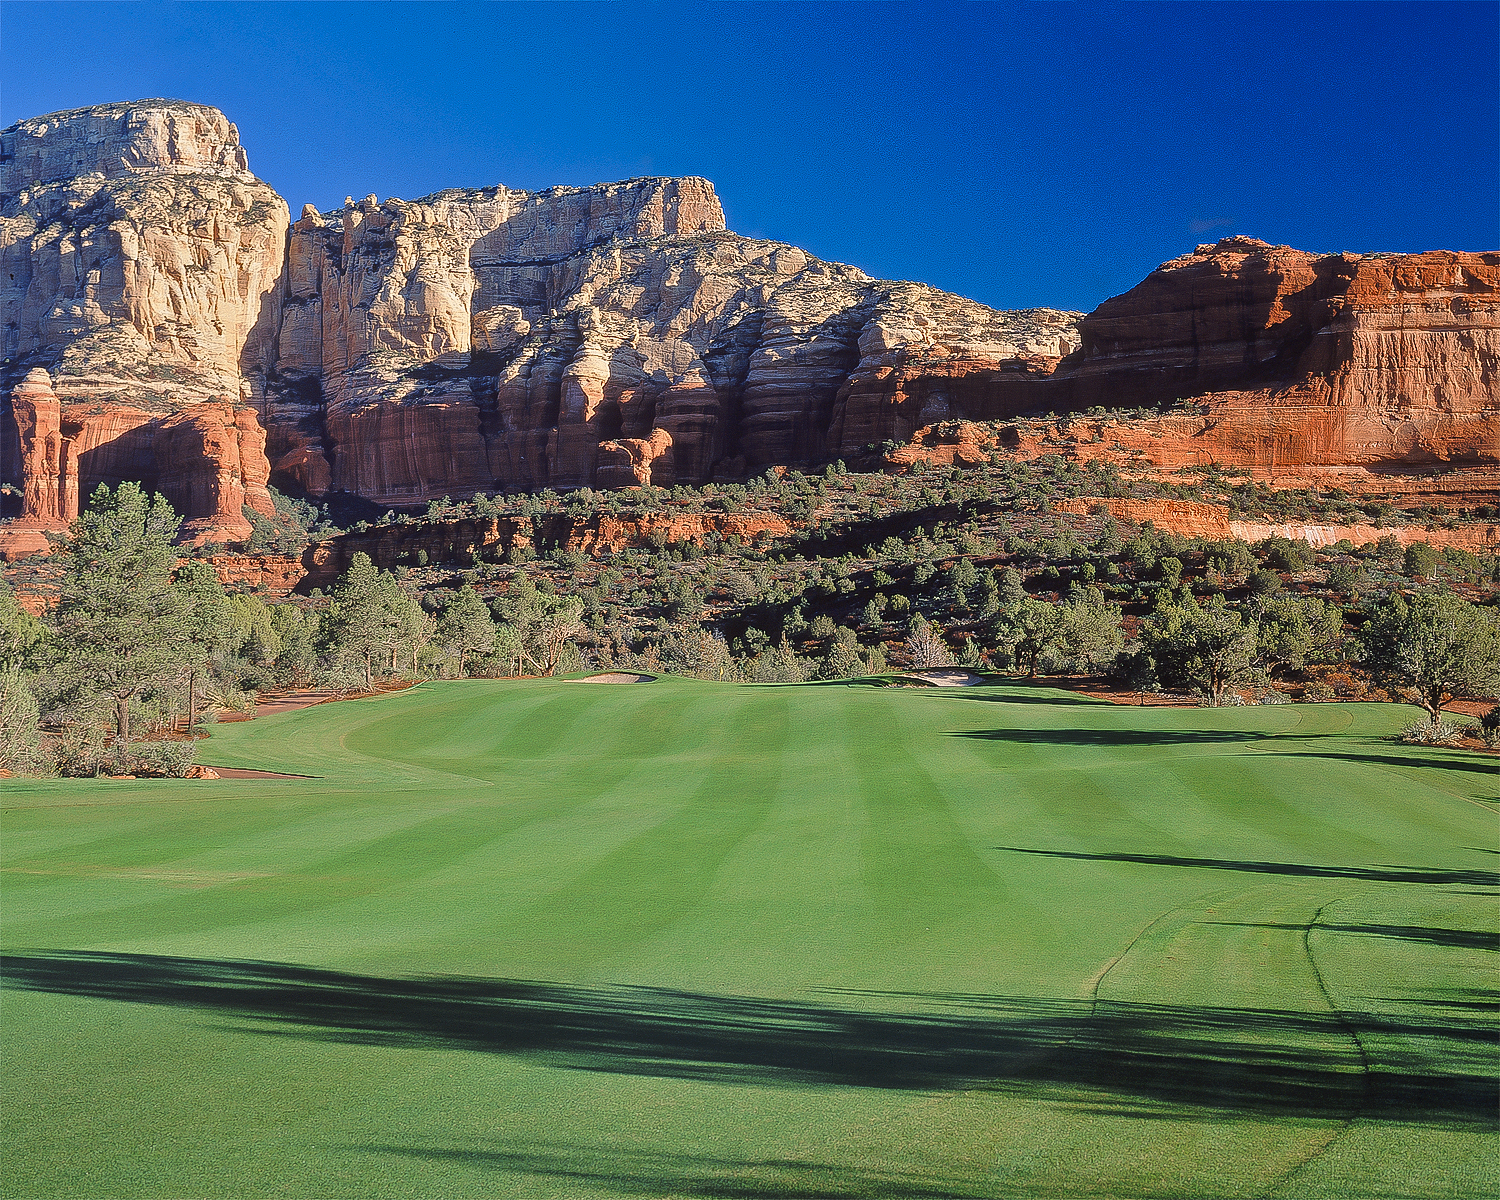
[2,679,1495,1199]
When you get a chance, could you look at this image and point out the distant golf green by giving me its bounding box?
[2,679,1495,1199]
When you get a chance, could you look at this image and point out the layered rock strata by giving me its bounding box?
[1053,497,1500,554]
[1,101,283,551]
[0,363,277,558]
[878,239,1498,494]
[264,217,1500,503]
[3,100,1495,543]
[265,178,1076,503]
[1044,239,1500,482]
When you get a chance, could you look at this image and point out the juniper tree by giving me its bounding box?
[994,596,1063,677]
[1057,587,1125,673]
[1142,595,1258,706]
[1361,590,1500,726]
[817,640,863,680]
[0,666,45,774]
[905,614,954,669]
[1256,595,1343,679]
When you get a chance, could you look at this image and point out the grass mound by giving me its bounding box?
[3,679,1495,1199]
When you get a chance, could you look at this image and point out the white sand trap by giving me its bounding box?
[570,672,658,684]
[901,669,987,687]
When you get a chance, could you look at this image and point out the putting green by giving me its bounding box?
[2,679,1495,1199]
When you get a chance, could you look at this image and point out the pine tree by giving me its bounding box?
[319,553,387,690]
[173,561,232,730]
[385,581,435,678]
[0,579,44,672]
[269,604,317,687]
[435,586,495,677]
[50,483,191,754]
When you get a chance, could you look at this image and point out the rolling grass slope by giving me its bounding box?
[2,679,1495,1199]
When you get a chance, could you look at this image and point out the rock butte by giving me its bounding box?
[2,100,1496,562]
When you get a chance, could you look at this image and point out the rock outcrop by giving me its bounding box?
[0,368,77,558]
[298,509,790,589]
[1046,238,1499,483]
[875,240,1498,496]
[262,176,1075,503]
[1053,497,1500,554]
[4,101,1494,538]
[1,100,283,552]
[264,214,1497,504]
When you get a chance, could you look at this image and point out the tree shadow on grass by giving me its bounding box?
[996,847,1500,887]
[953,728,1268,747]
[1211,922,1499,952]
[1,950,1492,1127]
[1274,749,1500,779]
[354,1143,1000,1199]
[950,724,1499,783]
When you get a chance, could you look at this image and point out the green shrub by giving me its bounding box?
[131,739,198,778]
[1258,536,1317,573]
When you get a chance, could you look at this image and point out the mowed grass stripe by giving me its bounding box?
[1,679,1494,1200]
[489,690,791,977]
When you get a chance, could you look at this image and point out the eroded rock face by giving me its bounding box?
[0,368,77,559]
[298,508,791,589]
[263,176,1079,502]
[1054,239,1500,480]
[3,101,1493,530]
[875,239,1498,494]
[1,100,284,547]
[1052,497,1500,554]
[0,100,251,192]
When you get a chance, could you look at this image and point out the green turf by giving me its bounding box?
[2,679,1496,1199]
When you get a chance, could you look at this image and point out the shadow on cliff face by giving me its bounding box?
[3,950,1493,1126]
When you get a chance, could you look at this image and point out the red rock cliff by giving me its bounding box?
[2,101,285,549]
[1053,239,1499,482]
[4,100,1493,522]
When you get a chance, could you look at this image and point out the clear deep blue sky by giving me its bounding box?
[2,1,1495,312]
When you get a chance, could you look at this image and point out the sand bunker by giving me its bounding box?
[197,766,319,780]
[570,672,658,684]
[901,670,987,687]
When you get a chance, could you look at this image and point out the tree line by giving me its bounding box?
[0,485,591,776]
[2,481,1497,777]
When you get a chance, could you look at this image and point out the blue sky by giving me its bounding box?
[2,1,1495,312]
